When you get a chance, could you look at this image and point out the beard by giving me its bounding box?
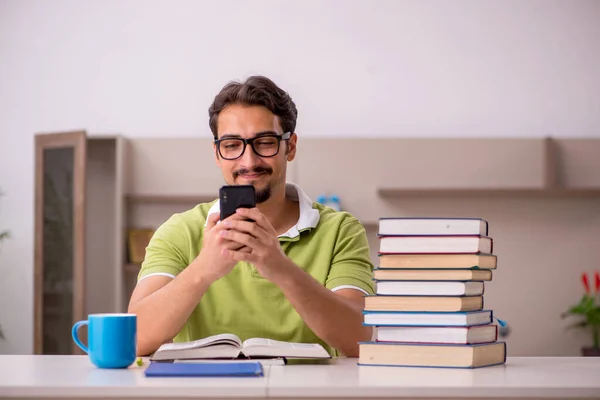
[232,166,273,204]
[255,185,272,204]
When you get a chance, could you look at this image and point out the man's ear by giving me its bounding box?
[286,133,297,162]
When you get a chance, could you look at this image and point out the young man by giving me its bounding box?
[128,76,374,357]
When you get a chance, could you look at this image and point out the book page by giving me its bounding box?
[243,338,324,349]
[241,338,330,358]
[158,333,242,352]
[241,338,275,348]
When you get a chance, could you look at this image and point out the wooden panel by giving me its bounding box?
[113,135,127,312]
[554,139,600,189]
[374,138,547,189]
[125,138,224,197]
[294,138,380,222]
[294,138,548,223]
[125,194,215,203]
[377,188,600,198]
[85,138,119,314]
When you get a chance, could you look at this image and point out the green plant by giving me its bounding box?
[561,271,600,349]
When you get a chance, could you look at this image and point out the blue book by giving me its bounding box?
[144,361,264,377]
[362,310,493,327]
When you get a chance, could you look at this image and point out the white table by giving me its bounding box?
[0,355,598,399]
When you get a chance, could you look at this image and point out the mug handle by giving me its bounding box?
[72,320,89,353]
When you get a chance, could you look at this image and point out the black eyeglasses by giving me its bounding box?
[214,132,291,160]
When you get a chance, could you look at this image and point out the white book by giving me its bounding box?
[150,334,331,362]
[375,325,498,345]
[378,218,488,236]
[363,310,493,326]
[375,281,485,296]
[379,235,493,254]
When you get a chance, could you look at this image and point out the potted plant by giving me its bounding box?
[561,272,600,356]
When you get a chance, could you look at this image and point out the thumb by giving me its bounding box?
[206,212,221,230]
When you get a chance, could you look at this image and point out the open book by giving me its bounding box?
[150,333,332,362]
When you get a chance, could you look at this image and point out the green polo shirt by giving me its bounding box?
[137,183,375,356]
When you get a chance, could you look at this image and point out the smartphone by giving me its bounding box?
[219,185,256,221]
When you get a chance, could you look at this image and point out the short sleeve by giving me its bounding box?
[137,214,190,282]
[325,217,375,295]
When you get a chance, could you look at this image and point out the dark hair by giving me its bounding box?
[208,75,298,140]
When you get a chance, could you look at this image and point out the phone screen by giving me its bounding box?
[219,185,256,221]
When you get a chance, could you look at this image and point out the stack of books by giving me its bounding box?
[358,217,507,369]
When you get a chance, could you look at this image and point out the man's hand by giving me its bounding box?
[219,207,290,282]
[194,212,251,283]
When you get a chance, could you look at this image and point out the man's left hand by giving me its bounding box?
[219,207,291,282]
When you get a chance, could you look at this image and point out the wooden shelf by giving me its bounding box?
[125,194,216,204]
[377,188,600,198]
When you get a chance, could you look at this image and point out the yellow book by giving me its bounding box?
[374,268,492,281]
[378,253,497,269]
[364,295,483,312]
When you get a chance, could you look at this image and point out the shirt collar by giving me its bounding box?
[205,182,320,239]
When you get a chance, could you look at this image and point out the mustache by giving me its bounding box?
[233,166,272,179]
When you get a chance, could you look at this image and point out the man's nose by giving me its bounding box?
[239,143,261,166]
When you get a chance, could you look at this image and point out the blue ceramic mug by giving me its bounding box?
[72,313,137,369]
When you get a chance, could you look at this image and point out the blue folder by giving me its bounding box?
[144,361,264,377]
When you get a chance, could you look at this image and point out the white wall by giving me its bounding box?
[0,0,599,354]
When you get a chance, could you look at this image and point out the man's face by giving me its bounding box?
[214,104,297,203]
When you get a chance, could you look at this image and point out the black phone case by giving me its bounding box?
[219,185,256,220]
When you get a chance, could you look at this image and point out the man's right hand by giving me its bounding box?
[193,212,250,283]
